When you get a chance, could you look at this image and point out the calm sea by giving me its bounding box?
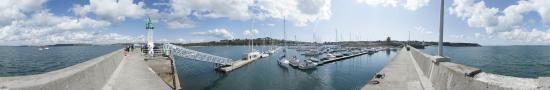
[1,45,548,90]
[421,46,550,78]
[176,46,396,90]
[0,45,123,76]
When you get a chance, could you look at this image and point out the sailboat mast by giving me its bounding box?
[336,28,338,42]
[251,16,256,52]
[283,16,287,56]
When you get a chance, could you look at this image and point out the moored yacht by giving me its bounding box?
[298,58,318,70]
[242,50,261,60]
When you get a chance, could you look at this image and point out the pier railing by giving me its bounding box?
[162,44,234,66]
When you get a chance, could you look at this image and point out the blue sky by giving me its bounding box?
[1,0,550,46]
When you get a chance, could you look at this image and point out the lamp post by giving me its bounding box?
[146,16,155,56]
[438,0,444,56]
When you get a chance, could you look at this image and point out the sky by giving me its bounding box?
[1,0,550,46]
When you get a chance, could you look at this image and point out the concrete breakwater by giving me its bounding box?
[364,46,550,90]
[0,49,125,89]
[0,49,173,90]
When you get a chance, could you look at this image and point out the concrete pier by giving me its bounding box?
[318,51,369,65]
[144,55,182,89]
[103,50,172,90]
[0,48,177,90]
[362,48,433,90]
[218,58,260,72]
[363,46,550,90]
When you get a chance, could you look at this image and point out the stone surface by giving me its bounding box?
[538,77,550,89]
[0,49,124,90]
[440,62,481,77]
[364,46,544,90]
[0,49,171,90]
[103,50,172,90]
[362,48,433,90]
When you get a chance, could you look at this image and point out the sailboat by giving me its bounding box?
[266,33,279,54]
[278,17,291,68]
[242,18,262,61]
[292,17,321,69]
[260,38,270,58]
[243,38,262,60]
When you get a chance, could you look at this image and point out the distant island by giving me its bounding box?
[171,37,481,48]
[12,37,480,48]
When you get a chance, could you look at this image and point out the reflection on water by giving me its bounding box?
[176,46,396,90]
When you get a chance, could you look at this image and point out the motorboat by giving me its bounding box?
[320,53,337,60]
[301,49,321,56]
[298,59,318,70]
[260,53,270,58]
[288,56,301,68]
[242,51,261,60]
[278,56,295,68]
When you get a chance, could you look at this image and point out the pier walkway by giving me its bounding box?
[103,51,171,90]
[0,48,176,90]
[362,48,433,90]
[363,46,550,90]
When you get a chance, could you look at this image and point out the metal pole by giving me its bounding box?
[438,0,444,56]
[408,31,410,45]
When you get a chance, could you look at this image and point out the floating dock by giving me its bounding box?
[218,57,261,72]
[317,51,371,65]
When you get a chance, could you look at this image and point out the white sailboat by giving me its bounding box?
[278,17,290,67]
[243,38,262,60]
[243,17,262,60]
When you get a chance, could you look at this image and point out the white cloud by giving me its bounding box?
[255,0,332,26]
[356,0,429,11]
[357,0,399,7]
[0,1,136,46]
[498,29,550,42]
[449,0,550,42]
[404,0,430,11]
[72,0,158,22]
[243,29,260,36]
[166,0,332,28]
[450,34,465,39]
[415,26,432,34]
[166,0,253,29]
[0,0,47,26]
[176,38,186,43]
[191,28,234,39]
[266,23,276,27]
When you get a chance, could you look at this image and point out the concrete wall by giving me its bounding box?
[408,46,548,90]
[0,49,124,90]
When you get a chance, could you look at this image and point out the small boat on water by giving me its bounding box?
[302,49,322,56]
[309,57,321,62]
[260,53,270,58]
[288,57,318,70]
[298,59,318,70]
[320,53,337,60]
[278,56,295,68]
[288,56,300,67]
[267,47,280,54]
[38,46,49,51]
[242,51,261,60]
